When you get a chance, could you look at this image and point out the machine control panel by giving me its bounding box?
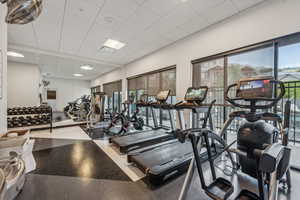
[156,90,171,101]
[236,77,273,99]
[185,87,208,102]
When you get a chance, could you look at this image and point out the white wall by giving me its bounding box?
[7,62,41,107]
[92,0,300,101]
[91,67,126,100]
[0,4,7,133]
[45,77,90,111]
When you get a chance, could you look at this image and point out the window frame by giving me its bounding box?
[192,31,300,143]
[127,66,176,128]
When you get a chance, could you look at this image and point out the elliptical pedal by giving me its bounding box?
[205,178,233,200]
[234,190,260,200]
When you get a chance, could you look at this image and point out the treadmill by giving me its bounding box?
[127,87,215,184]
[109,90,176,154]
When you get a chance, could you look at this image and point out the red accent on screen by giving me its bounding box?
[263,80,270,84]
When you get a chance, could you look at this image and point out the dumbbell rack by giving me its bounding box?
[7,106,53,133]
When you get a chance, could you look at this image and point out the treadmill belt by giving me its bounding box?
[111,130,169,146]
[128,141,193,175]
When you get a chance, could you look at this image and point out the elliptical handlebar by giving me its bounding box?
[225,79,285,110]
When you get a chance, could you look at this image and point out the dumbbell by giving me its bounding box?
[29,108,35,114]
[10,109,16,115]
[19,116,25,120]
[26,116,32,120]
[24,108,30,114]
[36,107,42,114]
[21,119,28,126]
[27,121,33,126]
[16,118,23,127]
[32,107,38,114]
[7,108,12,115]
[35,119,42,125]
[8,122,14,128]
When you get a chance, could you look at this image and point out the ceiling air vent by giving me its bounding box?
[98,46,116,53]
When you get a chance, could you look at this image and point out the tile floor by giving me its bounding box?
[12,126,300,200]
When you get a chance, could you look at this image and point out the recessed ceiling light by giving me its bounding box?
[103,39,126,50]
[42,72,51,77]
[73,73,83,77]
[80,65,94,70]
[7,51,24,58]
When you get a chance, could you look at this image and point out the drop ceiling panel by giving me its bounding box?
[32,0,65,51]
[150,3,199,36]
[201,0,239,24]
[164,16,208,41]
[78,20,117,62]
[186,0,226,14]
[60,0,105,54]
[100,0,138,21]
[112,4,161,42]
[7,0,268,80]
[142,0,182,17]
[8,24,37,47]
[231,0,265,11]
[133,0,146,5]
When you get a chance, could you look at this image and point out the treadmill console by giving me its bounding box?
[236,77,273,99]
[185,87,207,102]
[156,90,170,102]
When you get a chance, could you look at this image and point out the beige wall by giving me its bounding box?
[0,4,7,133]
[7,62,41,108]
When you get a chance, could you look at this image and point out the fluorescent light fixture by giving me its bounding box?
[73,73,83,77]
[7,51,24,58]
[42,72,51,77]
[80,65,94,70]
[103,39,126,50]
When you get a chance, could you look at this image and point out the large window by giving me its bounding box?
[278,37,300,141]
[192,32,300,145]
[103,80,122,113]
[193,45,275,131]
[228,46,274,85]
[128,67,176,128]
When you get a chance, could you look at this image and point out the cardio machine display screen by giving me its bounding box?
[156,90,170,101]
[237,78,273,99]
[185,88,207,101]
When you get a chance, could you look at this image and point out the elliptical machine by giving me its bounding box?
[123,93,144,131]
[222,76,291,191]
[87,91,106,129]
[105,94,144,136]
[177,77,291,200]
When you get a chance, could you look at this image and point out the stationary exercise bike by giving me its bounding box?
[177,77,291,200]
[123,94,144,131]
[105,95,144,135]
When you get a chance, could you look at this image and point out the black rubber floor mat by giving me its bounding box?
[32,140,130,181]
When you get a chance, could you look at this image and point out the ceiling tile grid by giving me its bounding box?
[8,24,38,48]
[7,0,267,80]
[59,0,106,54]
[32,0,66,51]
